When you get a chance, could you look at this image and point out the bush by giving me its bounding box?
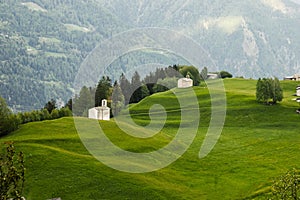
[0,97,19,136]
[59,107,72,118]
[220,71,233,79]
[0,142,25,199]
[271,168,300,199]
[51,109,60,119]
[41,108,51,120]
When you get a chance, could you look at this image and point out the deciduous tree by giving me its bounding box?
[256,77,283,104]
[0,97,19,136]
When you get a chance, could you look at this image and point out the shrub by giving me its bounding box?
[0,142,25,199]
[51,109,60,119]
[271,168,300,199]
[220,71,233,79]
[41,109,51,120]
[59,107,72,118]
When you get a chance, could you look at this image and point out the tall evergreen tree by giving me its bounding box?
[95,76,112,107]
[111,81,125,116]
[201,67,208,80]
[73,86,93,116]
[270,77,283,103]
[44,99,56,114]
[140,84,150,100]
[65,98,72,111]
[130,71,142,103]
[119,73,131,105]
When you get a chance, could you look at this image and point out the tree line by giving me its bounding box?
[73,65,202,117]
[0,97,72,137]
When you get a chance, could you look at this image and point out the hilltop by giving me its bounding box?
[1,79,300,199]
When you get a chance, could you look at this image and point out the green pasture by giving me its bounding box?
[1,79,300,199]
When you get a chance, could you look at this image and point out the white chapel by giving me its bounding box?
[88,99,110,121]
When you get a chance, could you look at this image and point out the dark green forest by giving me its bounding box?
[0,0,128,112]
[0,0,187,112]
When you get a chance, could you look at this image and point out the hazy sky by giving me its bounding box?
[290,0,300,4]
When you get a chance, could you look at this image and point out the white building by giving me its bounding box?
[88,99,110,121]
[178,75,193,88]
[297,86,300,96]
[284,74,300,81]
[207,73,219,79]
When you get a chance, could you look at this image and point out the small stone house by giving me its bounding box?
[178,75,193,88]
[88,99,110,121]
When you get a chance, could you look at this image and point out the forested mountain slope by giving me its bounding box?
[1,0,300,111]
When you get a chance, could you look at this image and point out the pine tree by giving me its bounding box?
[269,77,283,103]
[130,71,150,103]
[73,86,93,116]
[111,81,125,116]
[119,73,131,105]
[201,67,208,80]
[130,71,142,103]
[140,84,150,100]
[95,76,112,107]
[44,99,56,114]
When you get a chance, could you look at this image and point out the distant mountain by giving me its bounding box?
[1,0,300,111]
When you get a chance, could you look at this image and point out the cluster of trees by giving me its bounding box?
[73,65,202,117]
[0,96,72,137]
[256,77,283,104]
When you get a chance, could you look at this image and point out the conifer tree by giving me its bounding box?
[73,86,93,116]
[119,73,131,105]
[111,81,125,116]
[95,76,111,107]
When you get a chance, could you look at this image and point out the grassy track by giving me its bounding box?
[1,79,300,199]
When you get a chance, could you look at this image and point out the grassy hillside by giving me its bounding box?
[1,79,300,199]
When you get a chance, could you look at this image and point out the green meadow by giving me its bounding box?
[1,79,300,199]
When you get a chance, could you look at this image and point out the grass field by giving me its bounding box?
[1,79,300,199]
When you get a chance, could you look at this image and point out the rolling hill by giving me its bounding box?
[1,79,300,199]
